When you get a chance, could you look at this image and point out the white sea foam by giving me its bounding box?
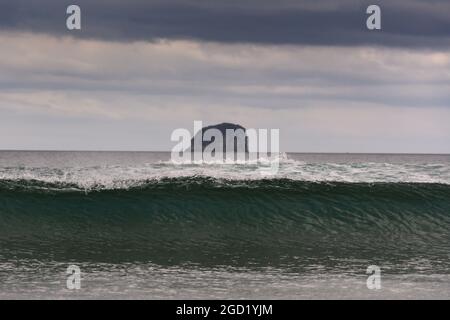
[0,153,449,190]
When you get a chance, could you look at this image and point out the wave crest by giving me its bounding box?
[0,158,449,191]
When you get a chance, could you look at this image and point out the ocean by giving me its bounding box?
[0,151,449,299]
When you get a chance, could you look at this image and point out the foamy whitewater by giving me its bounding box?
[0,151,449,299]
[0,152,448,191]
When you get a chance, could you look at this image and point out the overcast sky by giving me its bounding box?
[0,0,449,152]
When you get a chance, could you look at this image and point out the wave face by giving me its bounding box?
[0,152,449,276]
[1,176,449,273]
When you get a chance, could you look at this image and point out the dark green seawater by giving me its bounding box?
[0,151,449,299]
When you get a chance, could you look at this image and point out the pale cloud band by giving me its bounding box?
[0,31,449,152]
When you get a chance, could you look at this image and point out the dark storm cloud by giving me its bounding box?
[0,0,449,47]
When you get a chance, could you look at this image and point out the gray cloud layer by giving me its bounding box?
[1,1,449,152]
[1,0,450,47]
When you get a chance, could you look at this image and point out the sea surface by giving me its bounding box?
[0,151,449,299]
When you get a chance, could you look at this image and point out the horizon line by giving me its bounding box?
[0,149,449,156]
